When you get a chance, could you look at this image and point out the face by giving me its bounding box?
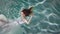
[22,11,26,17]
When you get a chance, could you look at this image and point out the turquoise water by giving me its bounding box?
[0,0,60,34]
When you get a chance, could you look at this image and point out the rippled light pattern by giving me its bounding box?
[0,0,60,34]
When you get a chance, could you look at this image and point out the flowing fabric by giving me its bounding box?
[0,16,24,34]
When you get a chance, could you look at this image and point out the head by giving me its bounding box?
[22,7,33,16]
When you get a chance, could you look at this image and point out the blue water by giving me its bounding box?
[0,0,60,34]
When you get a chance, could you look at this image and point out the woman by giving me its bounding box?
[17,7,33,24]
[0,7,33,34]
[20,7,33,24]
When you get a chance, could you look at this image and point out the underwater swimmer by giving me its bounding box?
[17,7,33,24]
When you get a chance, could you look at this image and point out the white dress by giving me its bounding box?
[13,18,25,25]
[0,14,24,34]
[13,16,29,25]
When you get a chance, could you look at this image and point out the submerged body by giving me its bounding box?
[0,7,33,34]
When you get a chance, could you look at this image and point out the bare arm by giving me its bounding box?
[21,12,33,24]
[28,13,33,24]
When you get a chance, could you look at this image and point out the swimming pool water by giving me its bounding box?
[0,0,60,34]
